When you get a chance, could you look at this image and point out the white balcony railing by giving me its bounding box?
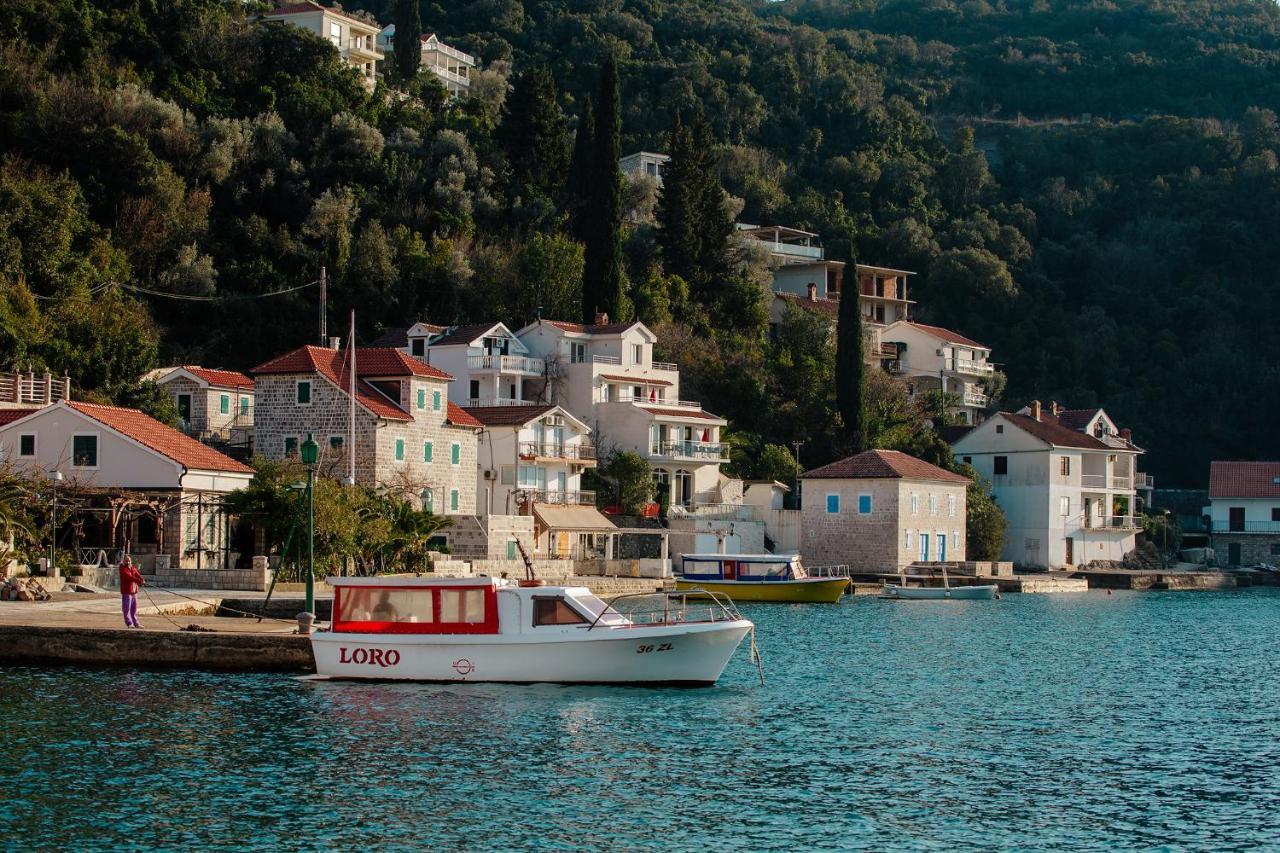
[519,442,597,461]
[467,397,529,407]
[592,355,622,365]
[1135,473,1155,489]
[519,489,596,506]
[650,441,730,461]
[1084,515,1142,531]
[753,240,824,261]
[651,361,679,372]
[467,354,545,374]
[952,358,995,377]
[1080,474,1107,489]
[962,391,988,407]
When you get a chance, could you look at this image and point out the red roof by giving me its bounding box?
[264,2,379,29]
[1209,461,1280,499]
[545,319,640,335]
[65,401,253,474]
[906,321,987,349]
[774,292,840,318]
[1048,408,1102,430]
[641,406,724,421]
[803,449,970,482]
[461,404,555,426]
[600,374,672,387]
[252,345,451,422]
[997,413,1111,450]
[0,409,37,427]
[182,366,254,390]
[445,402,482,429]
[429,323,506,347]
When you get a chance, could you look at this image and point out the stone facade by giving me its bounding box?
[448,515,536,560]
[159,375,252,438]
[801,478,968,572]
[1212,533,1280,567]
[253,372,477,515]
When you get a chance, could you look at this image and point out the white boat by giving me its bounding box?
[880,583,1000,600]
[310,575,754,685]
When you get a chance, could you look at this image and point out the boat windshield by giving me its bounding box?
[333,585,498,634]
[738,560,794,581]
[565,593,629,626]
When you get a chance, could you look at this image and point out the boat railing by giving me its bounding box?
[808,564,853,578]
[587,588,744,631]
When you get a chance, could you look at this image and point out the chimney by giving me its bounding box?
[1030,400,1042,421]
[1050,401,1060,417]
[328,336,341,350]
[593,311,610,325]
[807,282,818,301]
[1120,428,1131,442]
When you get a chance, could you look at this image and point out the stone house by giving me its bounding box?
[800,449,970,572]
[1205,461,1280,567]
[152,366,255,444]
[251,344,480,519]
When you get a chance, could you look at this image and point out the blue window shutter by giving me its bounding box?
[826,494,840,514]
[859,494,872,514]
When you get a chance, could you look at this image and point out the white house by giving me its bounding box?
[0,400,253,574]
[152,366,255,444]
[880,321,995,424]
[407,322,546,407]
[951,401,1144,568]
[376,28,476,96]
[263,2,384,91]
[1204,461,1280,567]
[515,315,732,509]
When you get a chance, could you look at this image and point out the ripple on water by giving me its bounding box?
[3,589,1280,850]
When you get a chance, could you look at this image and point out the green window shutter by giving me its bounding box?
[395,439,405,461]
[424,441,433,462]
[451,443,460,465]
[417,388,426,410]
[297,382,311,404]
[433,390,441,411]
[220,394,229,414]
[507,540,517,560]
[240,396,250,414]
[450,489,459,511]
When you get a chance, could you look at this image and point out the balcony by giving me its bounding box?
[650,441,731,462]
[651,361,679,372]
[1135,473,1155,489]
[962,391,988,408]
[467,354,545,375]
[951,358,995,377]
[757,241,824,261]
[344,38,383,60]
[0,372,71,407]
[592,355,621,365]
[1080,474,1106,489]
[467,397,530,407]
[1211,520,1280,535]
[519,442,597,462]
[1084,515,1142,531]
[519,489,596,506]
[1110,476,1132,490]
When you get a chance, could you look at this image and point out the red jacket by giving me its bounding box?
[119,564,144,596]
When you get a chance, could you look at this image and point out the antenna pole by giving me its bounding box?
[318,266,328,345]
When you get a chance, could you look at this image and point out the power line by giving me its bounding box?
[120,279,321,302]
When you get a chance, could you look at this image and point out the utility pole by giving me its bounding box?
[318,266,327,346]
[792,439,805,510]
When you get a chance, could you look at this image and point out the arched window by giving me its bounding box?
[421,488,434,514]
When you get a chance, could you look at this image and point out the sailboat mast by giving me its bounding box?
[348,309,356,486]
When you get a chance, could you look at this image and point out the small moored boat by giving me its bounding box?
[675,554,848,603]
[880,583,999,600]
[310,576,753,685]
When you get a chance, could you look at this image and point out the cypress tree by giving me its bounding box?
[836,264,867,452]
[691,118,732,296]
[501,66,570,200]
[580,54,624,323]
[656,113,702,286]
[566,97,595,247]
[392,0,422,81]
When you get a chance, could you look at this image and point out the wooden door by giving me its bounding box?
[1065,537,1075,565]
[1229,507,1245,532]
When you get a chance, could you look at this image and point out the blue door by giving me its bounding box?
[938,534,947,561]
[919,533,930,562]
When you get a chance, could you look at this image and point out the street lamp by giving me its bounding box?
[1162,508,1171,570]
[48,470,64,575]
[299,433,319,630]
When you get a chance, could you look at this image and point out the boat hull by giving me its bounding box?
[881,584,999,601]
[310,620,752,685]
[675,577,848,603]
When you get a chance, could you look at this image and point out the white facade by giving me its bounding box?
[376,27,476,96]
[470,406,596,517]
[881,321,994,425]
[406,322,545,407]
[515,319,731,508]
[619,151,670,186]
[952,406,1143,569]
[264,3,384,92]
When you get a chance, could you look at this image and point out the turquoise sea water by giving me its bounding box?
[3,588,1280,851]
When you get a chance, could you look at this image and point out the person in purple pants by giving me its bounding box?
[118,556,144,628]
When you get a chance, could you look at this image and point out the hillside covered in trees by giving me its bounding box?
[2,0,1279,485]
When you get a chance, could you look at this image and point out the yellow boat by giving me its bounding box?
[676,554,848,603]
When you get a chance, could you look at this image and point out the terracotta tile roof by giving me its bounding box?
[998,413,1111,450]
[545,319,640,335]
[445,402,483,429]
[264,2,379,29]
[641,406,724,422]
[803,449,970,483]
[0,409,37,427]
[182,366,255,390]
[600,373,673,387]
[1049,408,1101,430]
[429,323,504,347]
[1209,461,1280,499]
[461,404,555,426]
[368,324,447,349]
[906,321,987,349]
[774,292,840,318]
[252,345,451,422]
[65,401,253,474]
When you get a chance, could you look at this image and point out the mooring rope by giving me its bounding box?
[749,625,765,687]
[143,583,302,625]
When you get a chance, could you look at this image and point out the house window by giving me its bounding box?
[1272,508,1280,522]
[240,396,250,415]
[1061,497,1071,517]
[328,21,340,44]
[858,494,872,515]
[1271,543,1280,557]
[423,441,433,462]
[948,495,957,517]
[329,436,344,451]
[72,435,98,467]
[433,390,441,411]
[632,344,644,365]
[285,436,299,457]
[995,424,1004,434]
[1060,457,1070,476]
[411,338,426,358]
[220,394,229,415]
[910,493,919,515]
[570,343,586,363]
[994,456,1008,476]
[18,434,35,457]
[422,489,434,513]
[417,388,426,410]
[450,489,459,511]
[518,465,546,488]
[395,439,405,461]
[451,443,460,465]
[826,494,840,514]
[963,456,972,464]
[296,381,311,405]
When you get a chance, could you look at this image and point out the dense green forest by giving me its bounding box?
[2,0,1279,486]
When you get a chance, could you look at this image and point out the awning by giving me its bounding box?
[532,504,617,531]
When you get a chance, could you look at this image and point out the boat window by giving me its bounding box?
[738,561,791,579]
[333,585,498,634]
[338,588,435,624]
[533,597,589,626]
[440,588,486,623]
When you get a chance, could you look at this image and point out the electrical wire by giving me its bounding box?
[27,279,320,302]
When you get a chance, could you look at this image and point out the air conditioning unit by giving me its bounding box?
[936,348,944,356]
[483,469,495,480]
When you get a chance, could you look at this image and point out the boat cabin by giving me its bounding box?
[680,554,807,582]
[329,576,626,635]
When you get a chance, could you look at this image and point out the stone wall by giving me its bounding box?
[448,515,535,560]
[151,560,272,591]
[1212,533,1280,567]
[667,517,766,565]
